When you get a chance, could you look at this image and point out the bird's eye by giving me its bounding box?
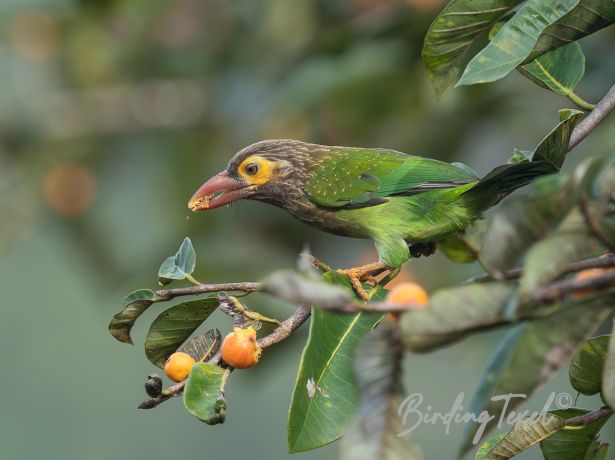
[244,162,259,175]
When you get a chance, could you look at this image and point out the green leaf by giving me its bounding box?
[569,335,610,396]
[422,0,524,98]
[461,300,612,454]
[144,296,219,368]
[400,281,516,352]
[158,237,196,285]
[604,323,615,409]
[540,408,611,460]
[177,329,222,362]
[261,270,353,308]
[183,362,228,425]
[529,0,615,62]
[475,433,507,460]
[584,442,610,460]
[340,322,422,460]
[519,230,604,303]
[287,272,383,453]
[457,0,580,87]
[518,42,585,97]
[477,414,566,459]
[109,289,159,344]
[438,220,486,263]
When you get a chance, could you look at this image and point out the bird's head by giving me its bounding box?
[188,139,313,211]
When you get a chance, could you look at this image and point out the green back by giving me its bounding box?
[304,147,479,208]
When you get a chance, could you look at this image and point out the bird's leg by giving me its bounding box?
[337,262,390,301]
[408,242,437,258]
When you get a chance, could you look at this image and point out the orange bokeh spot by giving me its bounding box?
[43,164,96,216]
[8,11,60,61]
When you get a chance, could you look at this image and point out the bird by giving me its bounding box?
[188,139,561,299]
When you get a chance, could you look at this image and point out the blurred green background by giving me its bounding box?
[1,0,614,459]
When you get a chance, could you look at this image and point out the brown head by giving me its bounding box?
[188,139,318,211]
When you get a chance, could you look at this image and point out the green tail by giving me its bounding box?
[462,109,583,210]
[462,160,558,209]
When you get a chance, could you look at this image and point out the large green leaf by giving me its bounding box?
[422,0,524,98]
[604,324,615,409]
[457,0,580,87]
[519,230,604,302]
[144,296,219,368]
[158,237,196,285]
[340,323,422,460]
[183,362,228,425]
[109,289,159,344]
[476,414,566,459]
[519,42,585,98]
[569,335,610,396]
[540,408,611,460]
[529,0,615,61]
[287,272,383,453]
[400,281,516,352]
[461,300,612,454]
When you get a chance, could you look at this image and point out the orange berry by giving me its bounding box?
[164,352,196,382]
[221,327,261,369]
[571,268,611,299]
[386,282,429,307]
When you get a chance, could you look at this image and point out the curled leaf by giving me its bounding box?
[109,289,159,344]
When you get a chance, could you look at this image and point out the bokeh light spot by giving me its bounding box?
[8,11,61,61]
[43,164,96,216]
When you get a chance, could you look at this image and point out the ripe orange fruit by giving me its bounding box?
[386,282,429,307]
[164,352,196,382]
[221,327,262,369]
[571,268,611,299]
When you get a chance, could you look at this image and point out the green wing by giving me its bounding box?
[304,147,479,209]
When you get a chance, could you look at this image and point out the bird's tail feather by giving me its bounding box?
[462,109,583,210]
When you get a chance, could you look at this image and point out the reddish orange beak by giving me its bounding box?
[188,171,249,211]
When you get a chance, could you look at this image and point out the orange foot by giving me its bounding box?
[337,262,390,301]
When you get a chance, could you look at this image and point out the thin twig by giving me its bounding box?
[568,83,615,150]
[533,270,615,303]
[566,406,613,427]
[468,254,615,283]
[138,304,311,409]
[155,282,261,300]
[319,301,427,314]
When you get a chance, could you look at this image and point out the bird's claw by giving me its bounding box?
[337,262,389,301]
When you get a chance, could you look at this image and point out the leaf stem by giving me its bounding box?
[565,406,613,427]
[185,274,203,286]
[567,90,596,111]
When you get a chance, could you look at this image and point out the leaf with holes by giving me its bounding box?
[109,289,159,344]
[287,272,384,453]
[144,296,219,368]
[158,237,196,285]
[457,0,580,87]
[569,335,610,396]
[183,362,228,425]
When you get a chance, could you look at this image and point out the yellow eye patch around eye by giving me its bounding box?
[237,156,276,185]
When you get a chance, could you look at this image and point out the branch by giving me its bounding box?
[565,406,613,427]
[568,83,615,150]
[318,301,426,314]
[155,282,261,300]
[468,254,615,283]
[532,269,615,303]
[138,304,311,409]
